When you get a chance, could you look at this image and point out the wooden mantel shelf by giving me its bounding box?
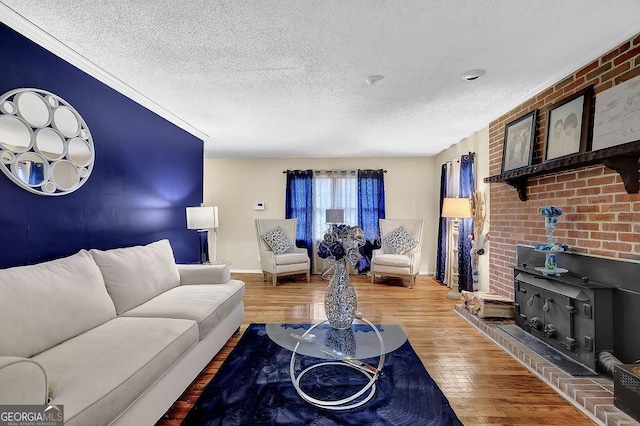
[484,140,640,201]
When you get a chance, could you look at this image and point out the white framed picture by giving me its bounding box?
[593,75,640,150]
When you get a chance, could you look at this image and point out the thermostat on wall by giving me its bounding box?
[254,202,265,210]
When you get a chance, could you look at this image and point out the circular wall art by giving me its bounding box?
[0,88,94,196]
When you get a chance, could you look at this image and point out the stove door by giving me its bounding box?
[542,289,575,352]
[514,278,544,333]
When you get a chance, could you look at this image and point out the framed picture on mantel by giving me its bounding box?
[593,75,640,151]
[501,109,538,173]
[544,86,593,162]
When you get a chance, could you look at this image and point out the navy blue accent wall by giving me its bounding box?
[0,23,203,268]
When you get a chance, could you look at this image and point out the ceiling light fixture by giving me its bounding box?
[461,69,487,82]
[365,75,385,86]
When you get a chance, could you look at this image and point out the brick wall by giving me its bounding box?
[488,33,640,297]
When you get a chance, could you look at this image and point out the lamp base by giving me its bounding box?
[445,286,461,300]
[198,231,209,264]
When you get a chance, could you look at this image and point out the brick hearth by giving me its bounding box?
[455,305,639,426]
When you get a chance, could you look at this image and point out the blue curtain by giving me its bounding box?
[28,162,45,185]
[458,153,475,292]
[435,164,448,283]
[285,170,313,264]
[356,169,385,273]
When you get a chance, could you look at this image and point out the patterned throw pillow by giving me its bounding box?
[383,225,419,254]
[261,226,292,254]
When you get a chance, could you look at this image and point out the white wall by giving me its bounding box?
[433,126,490,291]
[204,157,438,273]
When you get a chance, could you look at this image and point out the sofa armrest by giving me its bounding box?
[177,264,230,285]
[371,248,384,258]
[0,357,48,405]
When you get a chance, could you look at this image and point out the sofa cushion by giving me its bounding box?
[90,239,181,315]
[383,225,419,254]
[261,226,292,254]
[33,317,198,426]
[0,250,116,358]
[121,279,245,339]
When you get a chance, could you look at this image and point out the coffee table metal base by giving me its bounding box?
[288,317,385,410]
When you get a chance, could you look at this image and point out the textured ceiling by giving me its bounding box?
[3,1,640,158]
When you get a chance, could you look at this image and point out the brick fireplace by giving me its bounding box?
[482,31,640,425]
[487,32,640,299]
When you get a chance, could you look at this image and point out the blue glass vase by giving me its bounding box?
[545,253,557,271]
[545,216,557,229]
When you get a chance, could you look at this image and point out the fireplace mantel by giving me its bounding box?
[484,140,640,201]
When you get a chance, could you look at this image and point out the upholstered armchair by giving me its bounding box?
[256,218,311,286]
[370,219,424,288]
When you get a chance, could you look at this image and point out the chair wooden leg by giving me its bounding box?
[370,272,375,284]
[306,271,310,282]
[272,275,277,287]
[263,273,267,282]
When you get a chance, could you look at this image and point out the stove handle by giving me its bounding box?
[543,297,553,312]
[526,293,540,307]
[529,317,542,331]
[544,323,557,338]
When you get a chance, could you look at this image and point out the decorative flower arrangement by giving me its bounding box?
[541,206,563,228]
[541,206,563,218]
[535,205,569,274]
[535,242,569,252]
[318,224,366,265]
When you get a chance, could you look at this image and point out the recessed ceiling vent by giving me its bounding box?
[461,69,487,81]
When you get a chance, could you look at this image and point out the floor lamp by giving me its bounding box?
[441,197,472,300]
[186,206,219,264]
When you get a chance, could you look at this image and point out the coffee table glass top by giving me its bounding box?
[265,303,407,360]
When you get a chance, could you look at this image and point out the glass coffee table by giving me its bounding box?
[266,302,408,410]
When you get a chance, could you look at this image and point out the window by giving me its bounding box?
[312,171,357,273]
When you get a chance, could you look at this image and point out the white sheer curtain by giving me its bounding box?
[312,170,358,274]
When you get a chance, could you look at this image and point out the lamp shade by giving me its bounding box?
[186,206,218,230]
[441,197,472,219]
[325,209,344,223]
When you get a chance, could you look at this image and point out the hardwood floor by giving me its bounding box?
[157,273,595,425]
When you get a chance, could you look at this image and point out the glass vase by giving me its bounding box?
[324,258,357,330]
[324,328,356,358]
[545,253,557,271]
[545,216,557,229]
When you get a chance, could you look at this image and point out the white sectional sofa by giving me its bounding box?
[0,239,245,426]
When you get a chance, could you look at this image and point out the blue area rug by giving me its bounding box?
[182,324,462,426]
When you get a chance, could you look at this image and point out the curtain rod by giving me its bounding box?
[282,169,387,173]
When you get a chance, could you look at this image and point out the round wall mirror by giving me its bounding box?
[0,115,33,153]
[16,91,51,128]
[0,88,94,196]
[51,160,79,191]
[67,138,92,166]
[12,152,50,187]
[35,128,65,160]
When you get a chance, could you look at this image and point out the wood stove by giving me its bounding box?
[513,245,640,373]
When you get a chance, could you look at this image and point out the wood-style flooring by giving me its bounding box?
[157,273,595,425]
